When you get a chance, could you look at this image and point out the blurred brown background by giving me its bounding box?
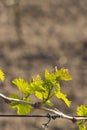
[0,0,87,130]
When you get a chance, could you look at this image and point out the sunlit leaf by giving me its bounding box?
[77,122,86,130]
[29,75,45,92]
[55,68,72,81]
[35,91,43,100]
[35,90,48,100]
[55,83,61,92]
[10,97,32,115]
[45,69,56,86]
[55,92,71,107]
[77,105,87,130]
[12,78,30,95]
[77,105,87,116]
[17,104,32,115]
[0,70,5,81]
[55,83,71,107]
[11,103,32,115]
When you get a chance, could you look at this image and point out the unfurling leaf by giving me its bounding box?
[30,75,45,92]
[55,68,72,81]
[45,69,56,86]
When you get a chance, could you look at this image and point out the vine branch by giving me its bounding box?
[0,93,87,124]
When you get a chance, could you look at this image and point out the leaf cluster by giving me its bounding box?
[0,68,87,130]
[11,68,72,114]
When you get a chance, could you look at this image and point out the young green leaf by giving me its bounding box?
[29,75,50,102]
[35,91,43,100]
[35,90,53,106]
[29,75,45,93]
[77,105,87,116]
[0,69,5,81]
[77,105,87,130]
[55,83,71,107]
[12,78,30,95]
[17,104,32,115]
[55,68,72,81]
[11,103,32,115]
[35,90,49,101]
[10,96,32,115]
[55,91,71,107]
[45,69,56,86]
[77,122,86,130]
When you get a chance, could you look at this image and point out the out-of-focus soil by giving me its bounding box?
[0,0,87,130]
